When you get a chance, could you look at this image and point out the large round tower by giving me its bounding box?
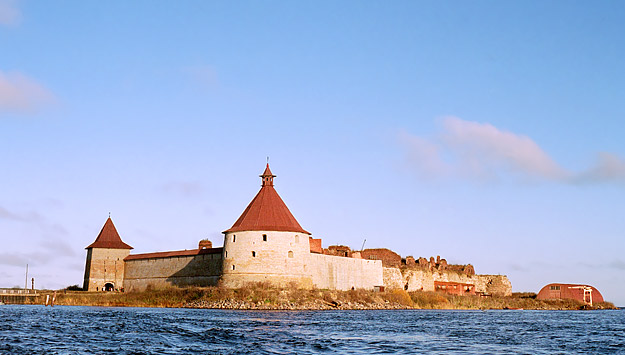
[221,164,313,288]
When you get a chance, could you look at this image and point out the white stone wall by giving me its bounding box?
[310,254,383,290]
[221,231,313,288]
[83,248,130,291]
[382,267,405,290]
[123,253,222,291]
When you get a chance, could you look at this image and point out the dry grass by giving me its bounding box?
[28,286,618,310]
[410,291,449,309]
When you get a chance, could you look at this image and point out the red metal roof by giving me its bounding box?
[86,217,133,249]
[262,163,275,177]
[124,247,223,261]
[536,283,604,303]
[223,164,310,235]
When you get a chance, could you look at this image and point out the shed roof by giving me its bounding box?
[86,217,133,249]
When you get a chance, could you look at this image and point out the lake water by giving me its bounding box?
[1,305,624,354]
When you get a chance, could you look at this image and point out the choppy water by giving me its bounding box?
[1,305,624,354]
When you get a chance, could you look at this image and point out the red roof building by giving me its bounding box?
[536,283,604,305]
[86,217,133,249]
[223,164,310,234]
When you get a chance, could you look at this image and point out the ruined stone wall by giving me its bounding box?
[360,248,402,267]
[310,253,383,290]
[382,267,405,290]
[382,267,512,296]
[123,253,222,291]
[83,248,130,291]
[475,275,513,296]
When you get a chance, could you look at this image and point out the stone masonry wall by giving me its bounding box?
[382,267,512,296]
[124,253,222,291]
[83,248,130,291]
[474,275,513,296]
[310,253,383,290]
[221,230,313,288]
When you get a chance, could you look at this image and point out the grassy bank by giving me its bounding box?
[28,284,617,310]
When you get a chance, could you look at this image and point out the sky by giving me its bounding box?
[1,0,624,305]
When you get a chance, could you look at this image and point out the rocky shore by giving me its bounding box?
[184,299,411,310]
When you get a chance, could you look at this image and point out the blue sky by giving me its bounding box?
[1,0,624,305]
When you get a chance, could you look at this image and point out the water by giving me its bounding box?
[1,306,624,354]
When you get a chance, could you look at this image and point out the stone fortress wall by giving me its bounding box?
[123,248,223,291]
[309,253,383,290]
[84,164,511,296]
[118,240,508,296]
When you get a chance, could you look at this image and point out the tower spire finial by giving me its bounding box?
[260,161,276,187]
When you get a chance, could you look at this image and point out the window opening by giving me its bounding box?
[288,251,294,258]
[262,234,267,242]
[252,251,256,257]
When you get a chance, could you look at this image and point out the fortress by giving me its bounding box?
[83,164,511,296]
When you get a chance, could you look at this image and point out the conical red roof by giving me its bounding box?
[223,164,310,235]
[86,217,133,249]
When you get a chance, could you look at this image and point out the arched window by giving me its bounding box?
[262,234,267,242]
[288,251,294,258]
[232,265,235,270]
[252,251,256,257]
[233,235,236,242]
[295,235,299,243]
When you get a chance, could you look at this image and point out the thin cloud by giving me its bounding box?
[607,260,625,271]
[161,181,203,197]
[40,239,76,257]
[398,131,449,179]
[574,152,625,184]
[400,117,625,184]
[441,117,568,180]
[0,71,55,113]
[0,206,43,222]
[183,65,219,92]
[0,0,20,26]
[0,253,29,267]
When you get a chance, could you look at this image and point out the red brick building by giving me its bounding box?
[434,281,476,295]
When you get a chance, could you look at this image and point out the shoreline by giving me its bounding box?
[19,285,617,311]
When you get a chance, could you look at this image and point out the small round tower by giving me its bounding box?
[221,164,312,288]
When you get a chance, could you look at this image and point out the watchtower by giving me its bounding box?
[221,164,313,288]
[83,217,133,291]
